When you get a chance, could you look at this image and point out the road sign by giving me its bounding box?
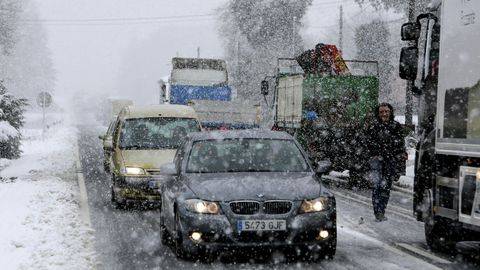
[37,92,52,108]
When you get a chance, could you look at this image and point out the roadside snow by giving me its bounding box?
[0,112,96,270]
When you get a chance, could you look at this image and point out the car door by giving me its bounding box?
[163,140,188,231]
[103,119,118,161]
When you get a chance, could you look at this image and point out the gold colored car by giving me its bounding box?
[99,118,118,173]
[104,104,201,207]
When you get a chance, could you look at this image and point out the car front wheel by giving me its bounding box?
[111,181,126,209]
[160,207,173,246]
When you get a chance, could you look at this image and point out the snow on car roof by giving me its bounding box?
[188,129,294,141]
[120,104,198,119]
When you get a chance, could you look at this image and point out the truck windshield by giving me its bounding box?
[186,139,310,173]
[119,117,200,150]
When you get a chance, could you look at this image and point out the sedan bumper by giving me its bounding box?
[114,175,166,202]
[175,202,336,252]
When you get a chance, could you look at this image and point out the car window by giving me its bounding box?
[186,138,310,173]
[118,117,200,150]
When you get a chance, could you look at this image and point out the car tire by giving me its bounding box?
[174,213,188,259]
[111,185,126,209]
[160,210,173,246]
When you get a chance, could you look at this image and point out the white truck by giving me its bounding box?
[399,0,480,251]
[161,57,260,129]
[99,98,133,125]
[187,99,260,130]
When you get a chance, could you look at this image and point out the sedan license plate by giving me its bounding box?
[237,220,286,232]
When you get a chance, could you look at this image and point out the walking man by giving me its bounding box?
[366,103,406,222]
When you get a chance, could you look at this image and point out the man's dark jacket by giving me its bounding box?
[366,119,405,160]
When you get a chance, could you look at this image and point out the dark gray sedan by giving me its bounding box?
[159,130,336,260]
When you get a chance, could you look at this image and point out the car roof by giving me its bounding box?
[120,104,198,119]
[188,129,294,141]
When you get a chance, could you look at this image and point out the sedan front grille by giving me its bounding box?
[229,200,292,215]
[230,201,260,215]
[263,201,292,214]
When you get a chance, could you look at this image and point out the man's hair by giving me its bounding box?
[375,102,395,121]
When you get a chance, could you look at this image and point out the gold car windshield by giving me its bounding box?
[119,117,200,150]
[186,138,310,173]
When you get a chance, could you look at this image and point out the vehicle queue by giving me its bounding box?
[99,103,337,261]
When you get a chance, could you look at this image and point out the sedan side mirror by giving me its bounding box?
[315,160,332,175]
[160,162,178,176]
[103,137,113,150]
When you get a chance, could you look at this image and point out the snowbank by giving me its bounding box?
[0,112,96,270]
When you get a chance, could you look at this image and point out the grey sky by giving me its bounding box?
[33,0,397,106]
[34,0,228,104]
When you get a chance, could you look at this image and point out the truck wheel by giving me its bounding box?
[424,207,457,252]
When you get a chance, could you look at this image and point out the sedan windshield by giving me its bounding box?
[119,117,200,149]
[186,138,310,173]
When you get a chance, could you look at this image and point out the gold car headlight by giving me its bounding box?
[301,197,331,213]
[186,199,220,214]
[125,167,146,175]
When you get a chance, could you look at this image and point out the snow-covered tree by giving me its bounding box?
[354,20,395,105]
[0,0,21,55]
[0,0,55,102]
[217,0,312,101]
[353,0,430,15]
[0,80,27,159]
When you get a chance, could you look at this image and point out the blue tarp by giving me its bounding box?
[170,85,232,105]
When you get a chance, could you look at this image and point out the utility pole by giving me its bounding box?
[339,5,343,51]
[405,0,416,128]
[197,46,200,58]
[292,16,297,57]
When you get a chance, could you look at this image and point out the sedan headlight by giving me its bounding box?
[301,197,331,213]
[186,199,220,214]
[125,167,146,175]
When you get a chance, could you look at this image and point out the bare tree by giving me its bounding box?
[217,0,312,101]
[355,20,395,105]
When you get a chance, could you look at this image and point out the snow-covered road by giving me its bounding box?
[1,112,479,270]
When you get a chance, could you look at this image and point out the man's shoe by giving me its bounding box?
[375,215,388,222]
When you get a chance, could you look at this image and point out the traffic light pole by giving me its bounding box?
[42,94,46,140]
[405,0,416,129]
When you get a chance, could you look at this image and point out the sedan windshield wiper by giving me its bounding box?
[226,169,274,173]
[120,145,146,150]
